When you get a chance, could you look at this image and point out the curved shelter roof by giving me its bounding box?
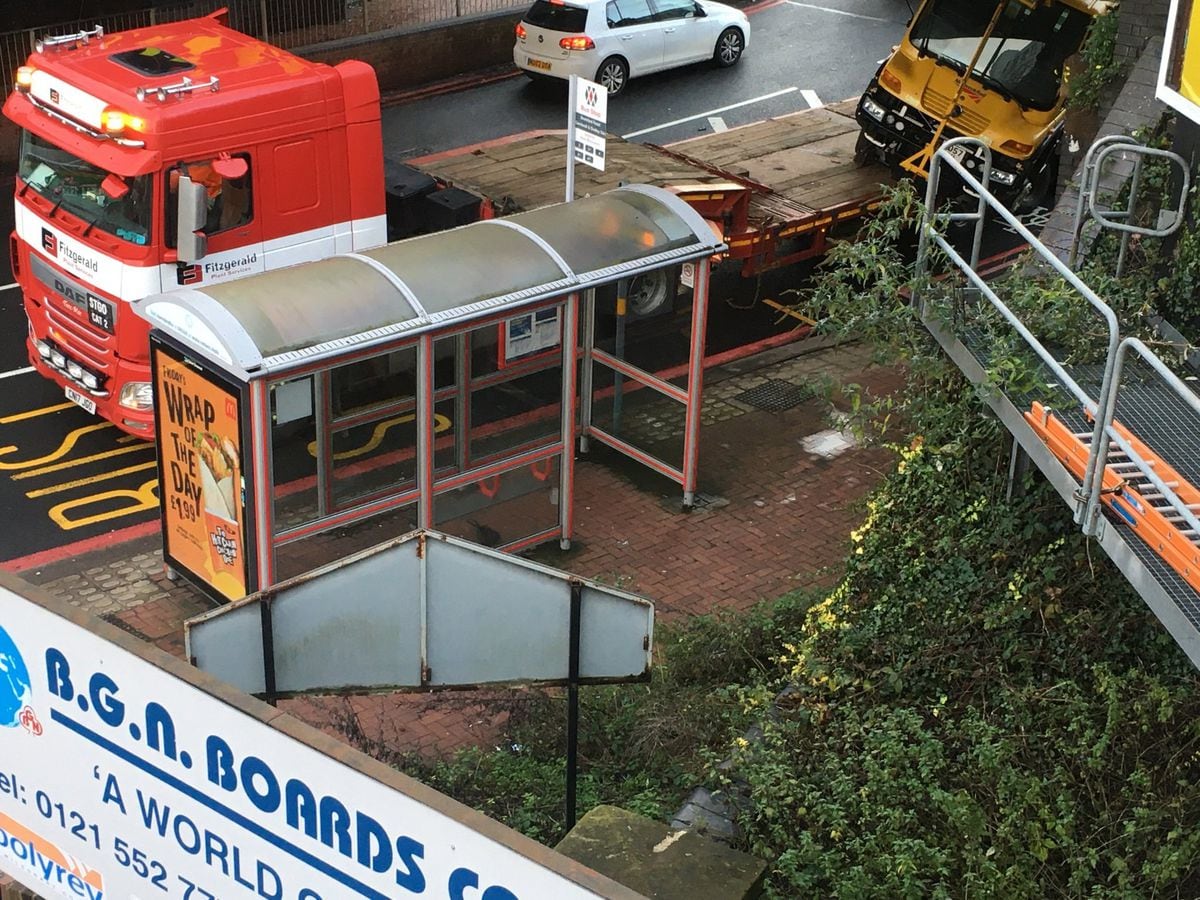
[133,184,724,378]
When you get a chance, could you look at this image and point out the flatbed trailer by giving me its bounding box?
[410,99,895,277]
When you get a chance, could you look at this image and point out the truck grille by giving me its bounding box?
[921,87,990,136]
[45,303,114,375]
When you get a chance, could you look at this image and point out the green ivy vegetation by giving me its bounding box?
[326,182,1200,896]
[1069,7,1123,112]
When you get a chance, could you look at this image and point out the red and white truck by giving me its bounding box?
[4,10,389,435]
[5,10,890,438]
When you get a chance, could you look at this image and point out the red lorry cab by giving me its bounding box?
[3,11,387,435]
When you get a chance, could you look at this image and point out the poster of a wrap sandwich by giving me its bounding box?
[152,341,249,602]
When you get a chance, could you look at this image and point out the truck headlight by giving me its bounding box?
[990,169,1017,186]
[861,96,886,122]
[119,381,154,411]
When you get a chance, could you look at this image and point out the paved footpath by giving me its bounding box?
[12,339,901,759]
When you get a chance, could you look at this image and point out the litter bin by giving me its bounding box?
[384,160,438,241]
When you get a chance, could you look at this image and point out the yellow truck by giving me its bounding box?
[855,0,1112,208]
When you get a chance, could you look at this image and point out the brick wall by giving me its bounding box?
[1115,0,1171,66]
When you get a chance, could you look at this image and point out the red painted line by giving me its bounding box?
[743,0,787,13]
[380,67,521,108]
[2,519,160,574]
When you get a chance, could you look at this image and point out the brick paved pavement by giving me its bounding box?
[14,338,901,760]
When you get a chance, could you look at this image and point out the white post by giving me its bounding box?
[565,75,578,202]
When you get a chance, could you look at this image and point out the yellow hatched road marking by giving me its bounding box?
[0,423,115,471]
[12,440,153,480]
[25,459,159,498]
[0,402,75,424]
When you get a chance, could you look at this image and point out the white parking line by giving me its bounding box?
[784,1,891,22]
[801,89,822,108]
[0,367,34,381]
[622,87,799,139]
[0,282,17,292]
[707,116,729,132]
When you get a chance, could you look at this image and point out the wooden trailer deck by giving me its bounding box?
[410,98,894,225]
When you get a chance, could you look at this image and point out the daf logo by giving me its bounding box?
[538,34,544,42]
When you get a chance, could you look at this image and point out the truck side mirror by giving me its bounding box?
[176,175,208,263]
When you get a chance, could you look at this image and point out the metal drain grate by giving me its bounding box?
[102,612,150,641]
[735,379,812,412]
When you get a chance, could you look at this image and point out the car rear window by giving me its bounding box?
[524,0,589,32]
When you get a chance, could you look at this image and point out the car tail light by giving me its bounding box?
[1000,139,1034,155]
[879,68,901,93]
[560,35,595,51]
[515,22,526,39]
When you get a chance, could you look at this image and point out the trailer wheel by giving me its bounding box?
[626,269,674,318]
[595,57,629,96]
[714,28,744,67]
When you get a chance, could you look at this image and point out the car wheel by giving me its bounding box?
[714,27,744,67]
[595,57,629,96]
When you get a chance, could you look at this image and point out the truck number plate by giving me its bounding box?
[527,57,552,71]
[945,144,967,164]
[65,385,96,416]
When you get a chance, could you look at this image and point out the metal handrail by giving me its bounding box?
[1069,136,1189,276]
[915,137,1122,533]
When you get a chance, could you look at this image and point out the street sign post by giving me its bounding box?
[566,75,608,201]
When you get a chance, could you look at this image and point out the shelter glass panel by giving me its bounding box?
[469,369,563,466]
[327,345,420,509]
[270,375,319,534]
[435,457,561,549]
[201,257,420,359]
[516,191,698,274]
[590,361,687,474]
[363,224,569,316]
[273,502,418,583]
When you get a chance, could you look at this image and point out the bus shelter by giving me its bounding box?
[132,184,724,603]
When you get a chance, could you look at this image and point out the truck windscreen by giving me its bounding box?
[910,0,1091,110]
[18,130,152,246]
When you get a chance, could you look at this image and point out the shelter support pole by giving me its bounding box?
[314,371,331,520]
[566,579,582,830]
[681,258,711,507]
[613,280,629,437]
[250,378,274,591]
[560,294,579,549]
[418,335,436,529]
[456,333,470,473]
[579,288,596,453]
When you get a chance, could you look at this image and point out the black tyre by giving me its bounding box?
[714,27,744,67]
[595,56,629,96]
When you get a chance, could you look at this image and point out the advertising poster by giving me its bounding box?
[0,578,606,899]
[152,343,248,601]
[1159,0,1200,121]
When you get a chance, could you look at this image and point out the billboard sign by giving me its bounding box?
[152,336,251,602]
[1158,0,1200,123]
[0,574,634,899]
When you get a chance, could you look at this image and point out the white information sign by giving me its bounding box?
[572,78,608,172]
[0,581,613,900]
[505,307,562,362]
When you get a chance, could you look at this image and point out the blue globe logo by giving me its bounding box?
[0,625,32,728]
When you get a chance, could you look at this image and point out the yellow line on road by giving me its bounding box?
[24,460,159,497]
[0,402,75,424]
[12,441,154,480]
[0,422,116,470]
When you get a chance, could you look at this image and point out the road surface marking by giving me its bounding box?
[0,367,35,382]
[707,116,729,132]
[50,478,159,530]
[622,87,798,138]
[784,1,891,22]
[801,89,823,108]
[24,459,158,498]
[13,438,151,480]
[0,401,73,423]
[0,422,113,471]
[0,282,16,292]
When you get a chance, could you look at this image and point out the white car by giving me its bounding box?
[514,0,750,96]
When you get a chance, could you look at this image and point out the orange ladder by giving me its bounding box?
[1025,401,1200,592]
